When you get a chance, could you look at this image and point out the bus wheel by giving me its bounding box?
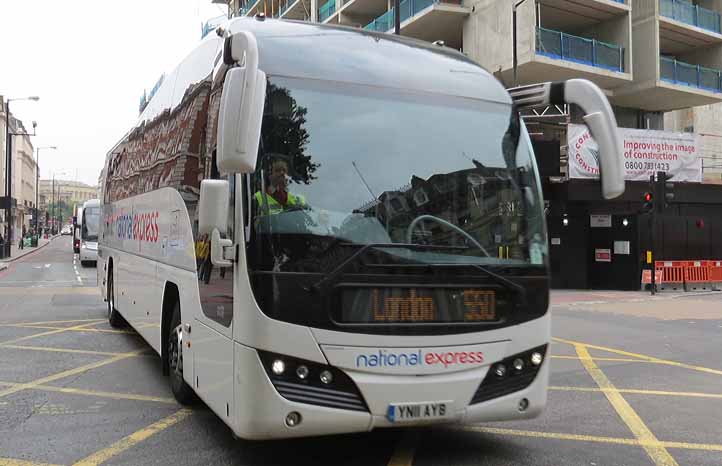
[168,302,195,404]
[107,268,124,328]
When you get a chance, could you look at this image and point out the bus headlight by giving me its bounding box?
[272,359,285,375]
[513,358,524,371]
[531,352,543,366]
[257,350,369,413]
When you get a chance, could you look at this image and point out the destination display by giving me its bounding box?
[340,288,498,323]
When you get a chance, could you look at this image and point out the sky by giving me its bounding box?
[1,0,227,186]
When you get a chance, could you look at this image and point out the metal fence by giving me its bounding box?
[536,27,624,72]
[364,0,440,32]
[659,0,721,34]
[660,56,722,92]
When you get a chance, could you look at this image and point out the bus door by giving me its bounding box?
[194,174,236,422]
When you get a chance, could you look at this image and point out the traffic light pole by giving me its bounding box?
[649,206,656,296]
[649,173,656,296]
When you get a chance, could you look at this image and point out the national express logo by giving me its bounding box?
[109,211,160,243]
[355,349,484,369]
[571,130,601,176]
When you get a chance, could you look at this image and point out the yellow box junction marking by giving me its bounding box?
[387,430,421,466]
[0,321,105,346]
[575,344,678,466]
[550,385,722,400]
[0,287,99,295]
[1,323,134,335]
[0,459,62,466]
[0,381,176,404]
[555,337,722,377]
[0,350,144,399]
[0,318,105,326]
[552,355,664,364]
[462,426,722,452]
[72,409,192,466]
[0,344,150,358]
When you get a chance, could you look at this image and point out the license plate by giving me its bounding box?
[387,401,451,423]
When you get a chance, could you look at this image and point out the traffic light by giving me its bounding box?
[655,171,674,212]
[642,191,654,212]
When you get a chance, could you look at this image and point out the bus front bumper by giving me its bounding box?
[231,342,549,440]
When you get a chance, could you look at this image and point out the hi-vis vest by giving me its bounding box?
[254,191,306,215]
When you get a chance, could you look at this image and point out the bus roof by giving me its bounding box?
[226,18,511,105]
[83,199,100,208]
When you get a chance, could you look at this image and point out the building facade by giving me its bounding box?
[38,180,99,212]
[1,96,38,240]
[12,119,37,234]
[212,0,722,289]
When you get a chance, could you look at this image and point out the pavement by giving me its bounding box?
[0,237,721,466]
[0,235,58,271]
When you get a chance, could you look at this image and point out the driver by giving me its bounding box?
[254,158,307,215]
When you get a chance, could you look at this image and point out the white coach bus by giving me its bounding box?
[79,199,100,266]
[98,18,624,439]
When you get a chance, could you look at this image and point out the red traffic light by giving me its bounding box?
[643,192,653,202]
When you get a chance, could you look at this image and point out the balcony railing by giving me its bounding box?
[364,0,457,32]
[536,27,625,72]
[659,0,721,34]
[319,0,335,21]
[660,56,722,92]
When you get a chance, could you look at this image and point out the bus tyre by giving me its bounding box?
[168,302,195,404]
[107,269,124,328]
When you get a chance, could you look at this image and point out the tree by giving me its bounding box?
[261,82,319,184]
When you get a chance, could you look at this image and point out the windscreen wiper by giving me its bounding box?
[309,243,466,294]
[470,264,527,303]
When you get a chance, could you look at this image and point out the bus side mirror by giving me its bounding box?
[508,79,624,200]
[198,180,233,267]
[217,31,267,175]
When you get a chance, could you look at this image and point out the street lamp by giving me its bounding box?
[3,96,39,258]
[35,146,57,235]
[50,169,70,235]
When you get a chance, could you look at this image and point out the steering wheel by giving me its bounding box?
[405,214,491,257]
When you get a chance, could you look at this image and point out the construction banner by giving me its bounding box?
[567,124,702,182]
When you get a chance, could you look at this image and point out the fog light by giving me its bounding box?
[530,352,543,366]
[285,411,302,427]
[518,398,529,412]
[296,365,309,380]
[494,364,506,377]
[272,359,285,375]
[320,370,333,384]
[513,358,524,371]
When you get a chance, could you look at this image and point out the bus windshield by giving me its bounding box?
[247,77,548,330]
[82,206,100,242]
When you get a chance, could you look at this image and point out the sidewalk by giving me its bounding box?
[551,288,722,320]
[0,236,57,271]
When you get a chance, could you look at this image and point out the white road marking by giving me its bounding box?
[73,262,82,284]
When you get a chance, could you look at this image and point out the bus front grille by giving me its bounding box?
[272,380,368,412]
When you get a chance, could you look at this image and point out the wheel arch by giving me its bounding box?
[161,282,180,376]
